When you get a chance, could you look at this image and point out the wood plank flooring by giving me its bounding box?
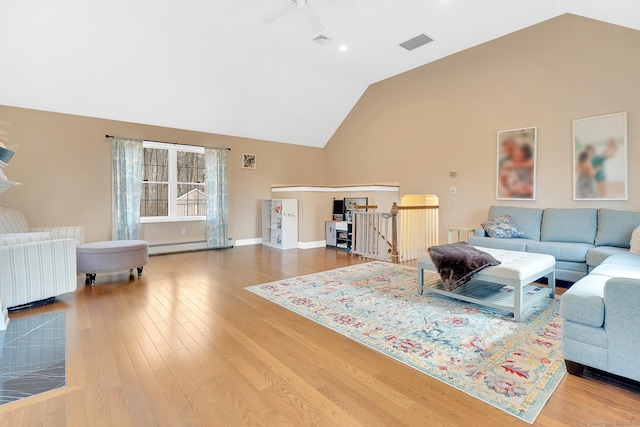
[1,245,638,426]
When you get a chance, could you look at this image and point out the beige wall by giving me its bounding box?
[0,107,324,244]
[3,14,639,247]
[324,14,640,242]
[272,188,401,243]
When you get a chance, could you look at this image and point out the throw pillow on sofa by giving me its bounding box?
[630,226,640,253]
[481,215,525,238]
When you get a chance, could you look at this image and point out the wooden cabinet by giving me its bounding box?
[262,199,298,249]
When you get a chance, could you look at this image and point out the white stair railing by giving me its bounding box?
[352,210,392,261]
[352,202,439,263]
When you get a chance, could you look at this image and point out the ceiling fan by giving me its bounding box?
[263,0,353,33]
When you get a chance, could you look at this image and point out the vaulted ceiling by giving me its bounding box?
[1,1,639,148]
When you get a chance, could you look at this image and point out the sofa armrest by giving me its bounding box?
[0,239,78,309]
[604,278,640,379]
[604,277,640,317]
[0,232,53,245]
[474,227,486,237]
[31,226,85,245]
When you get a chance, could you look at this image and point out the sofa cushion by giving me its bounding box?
[560,274,608,327]
[601,252,640,267]
[586,246,630,267]
[481,215,524,238]
[595,208,640,248]
[589,263,640,280]
[541,208,597,244]
[487,206,543,241]
[525,241,593,262]
[467,236,533,251]
[0,232,53,246]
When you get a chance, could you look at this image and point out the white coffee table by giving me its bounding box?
[417,246,556,321]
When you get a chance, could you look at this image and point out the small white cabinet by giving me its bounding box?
[262,199,298,249]
[325,220,351,250]
[325,221,337,246]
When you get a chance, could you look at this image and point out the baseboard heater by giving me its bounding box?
[148,238,235,255]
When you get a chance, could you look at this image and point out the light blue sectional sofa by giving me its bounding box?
[468,205,636,282]
[469,205,640,382]
[560,254,640,382]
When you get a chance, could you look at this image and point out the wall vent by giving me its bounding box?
[399,34,434,51]
[312,34,332,45]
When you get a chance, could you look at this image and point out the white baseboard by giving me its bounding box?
[298,240,326,249]
[235,238,262,246]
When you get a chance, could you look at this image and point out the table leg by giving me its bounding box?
[86,273,96,286]
[547,270,556,298]
[514,281,523,322]
[417,265,424,295]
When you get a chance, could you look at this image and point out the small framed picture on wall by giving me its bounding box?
[344,197,368,211]
[496,127,537,201]
[242,153,256,169]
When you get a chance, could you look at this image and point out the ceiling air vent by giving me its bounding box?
[312,34,332,46]
[399,34,434,51]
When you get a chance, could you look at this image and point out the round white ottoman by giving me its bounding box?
[77,240,149,285]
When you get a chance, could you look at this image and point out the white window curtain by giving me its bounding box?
[205,147,228,248]
[112,137,143,240]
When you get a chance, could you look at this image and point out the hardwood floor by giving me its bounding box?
[1,245,639,426]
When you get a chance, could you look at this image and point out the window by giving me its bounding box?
[141,141,205,221]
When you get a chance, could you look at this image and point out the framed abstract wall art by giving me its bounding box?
[242,153,256,169]
[496,126,537,200]
[573,112,627,200]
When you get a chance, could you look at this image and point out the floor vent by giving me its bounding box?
[399,33,434,51]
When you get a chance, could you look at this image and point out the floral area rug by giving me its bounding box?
[245,261,566,424]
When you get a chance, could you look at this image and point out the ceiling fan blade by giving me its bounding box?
[305,3,325,33]
[263,1,296,25]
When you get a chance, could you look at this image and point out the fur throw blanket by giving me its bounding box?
[427,242,501,291]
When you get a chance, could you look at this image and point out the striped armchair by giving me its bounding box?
[0,207,84,309]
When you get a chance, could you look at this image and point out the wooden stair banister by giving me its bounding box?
[391,203,399,263]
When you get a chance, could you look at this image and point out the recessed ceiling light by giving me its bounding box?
[339,45,348,52]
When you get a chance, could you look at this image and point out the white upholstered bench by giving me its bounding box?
[77,240,149,285]
[418,246,556,321]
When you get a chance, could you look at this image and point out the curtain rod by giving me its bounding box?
[105,134,231,151]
